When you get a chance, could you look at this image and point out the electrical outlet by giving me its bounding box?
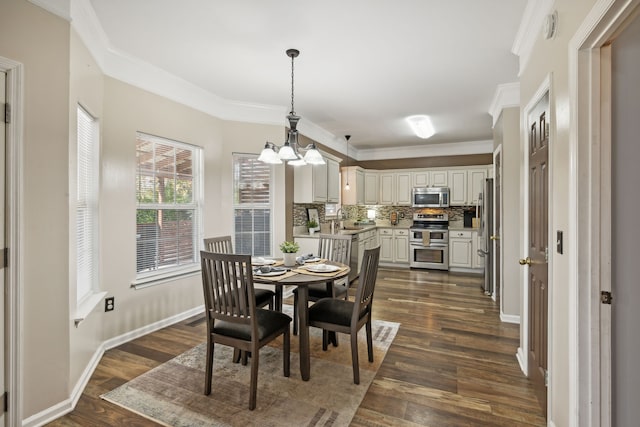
[105,297,115,312]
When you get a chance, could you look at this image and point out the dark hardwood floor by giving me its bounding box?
[48,267,545,426]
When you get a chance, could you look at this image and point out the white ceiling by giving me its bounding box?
[82,0,526,154]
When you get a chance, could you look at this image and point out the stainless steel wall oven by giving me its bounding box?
[409,212,449,270]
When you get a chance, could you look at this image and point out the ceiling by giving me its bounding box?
[85,0,527,154]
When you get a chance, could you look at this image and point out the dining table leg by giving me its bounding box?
[296,285,310,381]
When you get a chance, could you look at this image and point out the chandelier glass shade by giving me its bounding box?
[258,49,325,166]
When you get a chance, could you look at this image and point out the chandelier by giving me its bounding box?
[257,49,325,165]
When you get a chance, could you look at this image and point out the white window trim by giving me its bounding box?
[132,133,203,289]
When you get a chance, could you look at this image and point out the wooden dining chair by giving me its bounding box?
[204,235,275,310]
[292,233,352,335]
[307,245,380,384]
[200,251,291,410]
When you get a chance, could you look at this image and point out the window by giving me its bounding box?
[233,154,273,256]
[135,133,202,281]
[76,105,99,304]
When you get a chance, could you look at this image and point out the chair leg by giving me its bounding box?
[241,350,249,366]
[366,319,374,362]
[248,348,259,410]
[283,328,290,377]
[322,330,329,351]
[293,292,299,335]
[351,331,360,384]
[232,348,241,363]
[204,339,214,395]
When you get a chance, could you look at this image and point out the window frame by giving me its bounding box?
[232,152,274,257]
[132,132,203,288]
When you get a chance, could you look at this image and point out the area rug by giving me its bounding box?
[101,310,399,427]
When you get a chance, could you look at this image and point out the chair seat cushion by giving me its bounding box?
[254,288,275,306]
[294,282,347,299]
[308,298,354,327]
[214,309,291,341]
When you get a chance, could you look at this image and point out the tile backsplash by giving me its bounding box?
[293,204,478,226]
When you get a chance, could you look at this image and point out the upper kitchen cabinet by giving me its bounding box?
[294,152,341,204]
[364,172,378,204]
[447,167,487,206]
[379,171,411,206]
[341,166,364,205]
[412,170,448,187]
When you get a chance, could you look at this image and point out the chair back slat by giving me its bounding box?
[204,235,234,254]
[200,251,255,327]
[353,246,380,322]
[317,233,351,265]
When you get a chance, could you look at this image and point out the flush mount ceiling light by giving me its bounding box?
[257,48,325,166]
[406,115,435,139]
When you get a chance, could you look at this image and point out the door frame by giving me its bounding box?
[518,74,554,419]
[0,56,23,426]
[570,0,640,424]
[492,144,502,304]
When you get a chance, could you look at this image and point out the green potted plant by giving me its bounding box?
[280,241,300,267]
[306,219,318,235]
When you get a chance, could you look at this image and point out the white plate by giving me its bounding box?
[252,257,276,266]
[305,264,340,273]
[254,269,286,277]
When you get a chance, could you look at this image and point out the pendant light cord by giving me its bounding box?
[290,53,295,115]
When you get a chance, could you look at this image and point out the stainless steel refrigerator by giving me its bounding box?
[477,178,493,296]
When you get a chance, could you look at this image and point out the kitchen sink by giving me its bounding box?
[341,225,364,230]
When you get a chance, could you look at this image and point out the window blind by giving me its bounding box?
[76,105,99,303]
[233,154,273,256]
[136,133,201,276]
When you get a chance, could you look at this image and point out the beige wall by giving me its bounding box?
[0,0,72,417]
[518,1,598,424]
[493,107,520,318]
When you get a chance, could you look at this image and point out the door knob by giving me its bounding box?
[519,257,531,266]
[490,235,500,241]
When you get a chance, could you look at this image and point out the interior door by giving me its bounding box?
[0,70,6,427]
[611,15,640,427]
[525,92,549,418]
[493,150,501,301]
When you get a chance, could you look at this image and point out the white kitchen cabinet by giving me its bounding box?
[396,172,412,205]
[467,168,486,205]
[294,163,327,203]
[341,166,364,205]
[357,229,378,272]
[379,172,411,206]
[327,158,340,203]
[449,230,473,268]
[378,228,408,264]
[364,172,378,204]
[430,170,448,187]
[448,170,467,206]
[413,169,448,188]
[294,154,341,203]
[412,170,430,187]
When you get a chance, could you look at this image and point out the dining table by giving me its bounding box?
[252,258,350,381]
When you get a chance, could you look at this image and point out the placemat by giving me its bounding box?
[292,265,349,278]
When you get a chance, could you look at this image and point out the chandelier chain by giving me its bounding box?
[290,54,295,114]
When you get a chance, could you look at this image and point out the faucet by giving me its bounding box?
[334,208,346,232]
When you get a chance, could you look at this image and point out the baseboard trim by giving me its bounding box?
[500,313,521,324]
[516,347,527,375]
[22,305,205,427]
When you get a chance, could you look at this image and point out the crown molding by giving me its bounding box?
[512,0,555,76]
[488,82,520,127]
[31,0,496,161]
[356,140,493,161]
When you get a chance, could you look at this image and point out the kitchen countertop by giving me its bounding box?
[448,221,479,231]
[293,222,410,238]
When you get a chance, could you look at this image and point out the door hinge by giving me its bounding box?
[1,391,7,412]
[545,247,549,262]
[600,291,612,304]
[544,370,549,387]
[3,103,10,124]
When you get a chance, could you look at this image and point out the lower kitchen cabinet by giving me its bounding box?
[379,228,408,264]
[449,229,484,272]
[357,230,378,272]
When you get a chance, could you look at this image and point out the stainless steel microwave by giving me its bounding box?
[412,187,450,208]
